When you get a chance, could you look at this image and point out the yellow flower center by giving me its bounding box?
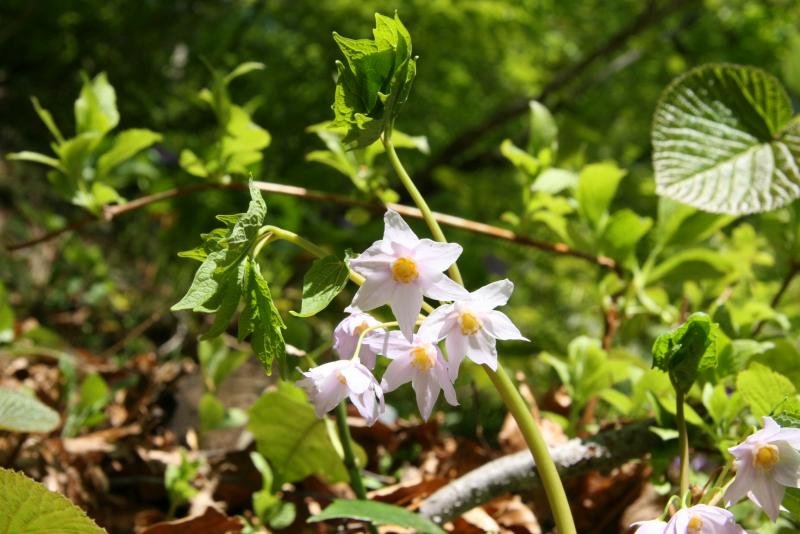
[391,257,419,283]
[754,443,780,470]
[410,346,434,372]
[458,312,482,335]
[687,515,704,532]
[336,371,347,385]
[354,321,371,335]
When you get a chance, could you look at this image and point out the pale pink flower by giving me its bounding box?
[297,359,384,425]
[664,505,744,533]
[349,210,467,339]
[419,280,528,380]
[725,416,800,521]
[630,519,667,534]
[333,307,383,369]
[366,330,458,421]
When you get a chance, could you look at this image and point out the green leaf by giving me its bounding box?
[56,132,102,181]
[332,13,416,148]
[0,389,59,433]
[532,168,578,194]
[500,139,539,176]
[6,151,62,171]
[654,198,734,248]
[198,339,249,391]
[647,248,732,284]
[784,487,800,522]
[246,262,286,373]
[74,72,119,136]
[291,255,350,318]
[0,283,13,344]
[0,468,106,533]
[199,392,226,432]
[179,149,209,177]
[600,209,653,261]
[527,100,558,161]
[309,500,445,534]
[96,128,162,177]
[651,312,719,392]
[78,373,110,412]
[576,162,626,228]
[737,362,796,419]
[31,97,65,144]
[653,63,800,215]
[224,61,266,85]
[248,382,361,484]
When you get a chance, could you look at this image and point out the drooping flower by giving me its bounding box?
[349,210,468,339]
[419,279,528,380]
[630,519,667,534]
[333,307,383,369]
[724,416,800,521]
[297,359,384,425]
[366,330,458,420]
[664,505,744,533]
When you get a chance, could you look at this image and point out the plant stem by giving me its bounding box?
[383,136,576,534]
[676,389,690,499]
[335,402,379,534]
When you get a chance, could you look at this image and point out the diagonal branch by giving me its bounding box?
[414,0,699,182]
[5,180,621,273]
[418,419,661,524]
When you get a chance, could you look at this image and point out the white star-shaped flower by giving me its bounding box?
[665,505,744,533]
[297,359,384,425]
[725,416,800,522]
[349,210,467,339]
[333,307,383,369]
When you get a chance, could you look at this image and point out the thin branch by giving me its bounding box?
[418,420,661,524]
[6,181,621,273]
[752,261,800,336]
[415,0,699,181]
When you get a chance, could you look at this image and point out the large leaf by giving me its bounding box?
[309,500,445,534]
[0,467,106,533]
[736,362,796,419]
[576,162,626,228]
[248,382,364,484]
[0,389,59,433]
[291,255,350,317]
[653,63,800,215]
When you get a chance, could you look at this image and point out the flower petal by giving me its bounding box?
[418,304,455,342]
[424,272,469,301]
[351,275,395,311]
[749,470,784,522]
[381,356,415,392]
[413,239,463,274]
[774,427,800,449]
[466,330,499,370]
[774,442,800,487]
[349,243,395,276]
[365,331,412,359]
[383,210,419,248]
[724,462,753,505]
[435,356,459,407]
[341,363,373,394]
[445,332,467,382]
[483,310,529,341]
[412,372,439,421]
[469,279,515,310]
[390,283,424,340]
[630,520,668,534]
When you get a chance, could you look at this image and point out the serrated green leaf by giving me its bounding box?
[291,255,350,318]
[96,128,162,177]
[0,467,106,533]
[653,63,800,215]
[0,389,59,433]
[248,262,286,374]
[737,362,796,419]
[576,162,626,228]
[248,382,361,484]
[652,312,718,392]
[309,500,445,534]
[74,72,119,136]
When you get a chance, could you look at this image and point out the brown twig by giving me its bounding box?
[6,181,621,273]
[752,261,800,336]
[100,309,164,359]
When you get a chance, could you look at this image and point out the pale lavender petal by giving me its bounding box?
[359,348,377,370]
[774,442,800,487]
[315,376,349,417]
[418,304,455,341]
[724,462,753,505]
[348,243,395,276]
[757,417,782,441]
[445,332,467,382]
[391,283,424,340]
[469,279,515,310]
[412,239,463,274]
[350,391,377,425]
[381,356,415,392]
[365,331,412,359]
[483,310,529,341]
[351,275,395,311]
[412,372,439,421]
[630,520,667,534]
[434,356,458,407]
[749,471,784,522]
[341,364,373,394]
[383,210,419,248]
[773,427,800,449]
[466,329,499,370]
[424,272,469,301]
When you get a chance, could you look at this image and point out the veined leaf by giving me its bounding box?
[309,500,445,534]
[653,63,800,215]
[652,312,719,393]
[0,467,106,533]
[246,261,286,373]
[0,389,59,433]
[291,255,350,317]
[737,362,796,419]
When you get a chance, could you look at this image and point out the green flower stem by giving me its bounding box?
[383,135,577,534]
[335,402,379,534]
[676,389,690,500]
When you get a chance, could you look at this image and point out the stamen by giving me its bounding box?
[687,515,703,532]
[458,312,482,335]
[336,371,347,385]
[354,321,371,335]
[410,345,434,372]
[391,257,419,283]
[754,443,780,470]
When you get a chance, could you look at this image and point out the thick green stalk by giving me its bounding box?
[676,389,690,499]
[383,136,576,534]
[335,402,379,534]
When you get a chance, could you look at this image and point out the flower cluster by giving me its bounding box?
[631,417,800,532]
[298,210,528,422]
